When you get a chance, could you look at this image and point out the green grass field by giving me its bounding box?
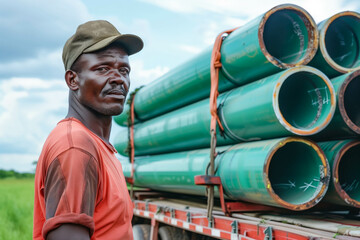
[0,178,139,239]
[0,178,34,240]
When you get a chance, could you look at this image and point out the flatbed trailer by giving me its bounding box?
[130,190,360,240]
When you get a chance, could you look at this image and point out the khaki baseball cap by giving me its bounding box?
[62,20,143,70]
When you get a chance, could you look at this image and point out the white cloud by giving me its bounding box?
[129,60,170,91]
[0,154,39,173]
[0,0,91,62]
[179,45,202,55]
[202,21,225,46]
[0,49,64,79]
[139,0,202,13]
[223,17,248,29]
[140,0,360,22]
[0,78,68,155]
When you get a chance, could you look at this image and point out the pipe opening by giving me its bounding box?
[325,15,360,69]
[269,141,324,205]
[338,144,360,202]
[278,71,332,131]
[263,9,312,64]
[343,75,360,128]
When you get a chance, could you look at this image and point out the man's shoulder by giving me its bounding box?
[44,118,99,158]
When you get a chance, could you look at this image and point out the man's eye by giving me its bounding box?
[96,67,108,72]
[119,68,130,75]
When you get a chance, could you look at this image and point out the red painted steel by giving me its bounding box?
[132,199,317,240]
[195,175,282,216]
[150,218,159,240]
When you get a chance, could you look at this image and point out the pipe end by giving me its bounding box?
[265,137,329,210]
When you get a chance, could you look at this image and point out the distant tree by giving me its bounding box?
[0,169,10,178]
[32,160,38,173]
[0,169,35,179]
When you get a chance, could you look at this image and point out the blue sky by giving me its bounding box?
[1,0,360,172]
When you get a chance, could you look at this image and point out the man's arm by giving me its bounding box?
[47,224,90,240]
[42,148,99,239]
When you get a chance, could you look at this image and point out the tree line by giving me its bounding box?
[0,169,35,179]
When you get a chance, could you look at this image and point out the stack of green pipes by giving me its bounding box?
[115,4,360,211]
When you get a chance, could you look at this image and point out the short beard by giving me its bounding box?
[99,107,123,116]
[84,103,124,117]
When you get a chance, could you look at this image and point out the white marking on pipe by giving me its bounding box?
[273,180,296,190]
[299,181,317,191]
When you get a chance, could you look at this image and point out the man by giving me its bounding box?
[33,20,143,240]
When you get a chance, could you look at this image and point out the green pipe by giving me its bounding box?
[314,70,360,139]
[309,11,360,78]
[121,137,329,211]
[114,4,318,126]
[318,140,360,208]
[114,66,335,156]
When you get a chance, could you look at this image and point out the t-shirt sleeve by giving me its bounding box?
[42,148,100,239]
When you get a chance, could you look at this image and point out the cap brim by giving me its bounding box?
[84,34,143,55]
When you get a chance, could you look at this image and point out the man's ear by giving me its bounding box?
[65,70,79,91]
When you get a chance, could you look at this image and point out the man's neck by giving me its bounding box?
[66,101,112,144]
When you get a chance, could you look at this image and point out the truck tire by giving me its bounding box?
[158,226,189,240]
[133,224,151,240]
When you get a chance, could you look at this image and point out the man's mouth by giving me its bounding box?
[105,89,126,99]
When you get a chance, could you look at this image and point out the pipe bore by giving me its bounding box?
[260,5,318,67]
[322,12,360,72]
[266,138,329,210]
[334,141,360,207]
[275,67,335,135]
[340,71,360,134]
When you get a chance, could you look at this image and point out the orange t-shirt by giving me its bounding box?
[33,118,133,240]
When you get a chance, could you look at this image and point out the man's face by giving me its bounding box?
[73,46,130,116]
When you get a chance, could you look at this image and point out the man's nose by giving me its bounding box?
[109,70,129,90]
